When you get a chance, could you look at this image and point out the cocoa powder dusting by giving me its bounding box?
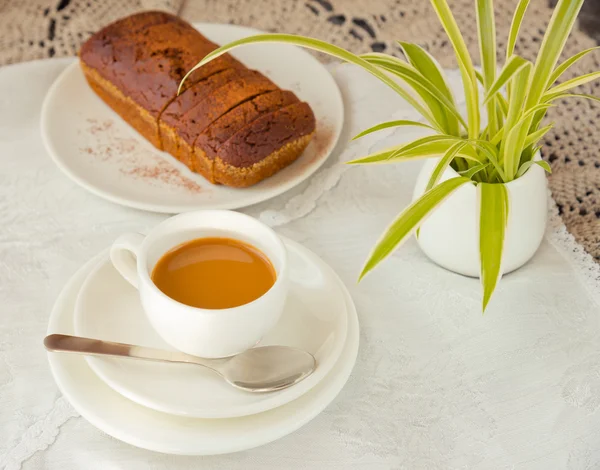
[122,158,203,193]
[313,123,336,156]
[80,118,203,193]
[295,122,337,172]
[86,117,113,134]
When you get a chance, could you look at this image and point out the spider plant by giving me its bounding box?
[182,0,599,311]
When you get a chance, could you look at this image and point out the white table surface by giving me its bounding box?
[2,58,600,470]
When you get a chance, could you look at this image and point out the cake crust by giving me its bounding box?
[213,134,314,187]
[81,62,161,148]
[197,90,300,159]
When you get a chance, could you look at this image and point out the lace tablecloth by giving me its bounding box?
[2,55,600,469]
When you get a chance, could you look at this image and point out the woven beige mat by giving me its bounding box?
[1,0,598,260]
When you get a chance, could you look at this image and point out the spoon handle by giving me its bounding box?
[44,334,215,369]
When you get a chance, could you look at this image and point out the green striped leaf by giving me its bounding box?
[495,106,505,132]
[516,0,584,171]
[398,42,455,102]
[478,182,509,311]
[476,0,498,136]
[470,140,507,182]
[459,162,491,179]
[399,41,459,135]
[527,106,551,136]
[518,144,540,168]
[391,144,479,162]
[496,93,509,117]
[476,0,497,91]
[516,159,552,178]
[388,135,462,158]
[523,124,554,149]
[490,127,503,146]
[475,69,485,85]
[548,47,600,86]
[525,0,585,109]
[425,142,468,192]
[361,54,467,132]
[500,62,532,178]
[506,0,531,59]
[352,120,436,140]
[430,0,480,139]
[345,147,403,165]
[388,136,482,162]
[483,55,531,104]
[502,103,553,180]
[360,177,472,280]
[544,92,600,105]
[546,71,600,96]
[479,125,489,139]
[347,136,479,165]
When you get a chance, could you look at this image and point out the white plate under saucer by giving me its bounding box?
[40,23,343,213]
[46,241,359,455]
[74,237,348,419]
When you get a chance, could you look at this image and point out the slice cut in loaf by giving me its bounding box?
[161,71,279,175]
[183,90,303,184]
[197,90,300,160]
[159,67,253,161]
[213,102,316,187]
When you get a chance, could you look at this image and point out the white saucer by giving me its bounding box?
[47,242,358,455]
[74,238,348,418]
[40,23,343,213]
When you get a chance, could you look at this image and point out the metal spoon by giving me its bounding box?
[44,334,316,393]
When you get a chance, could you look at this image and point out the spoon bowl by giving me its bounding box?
[222,345,316,392]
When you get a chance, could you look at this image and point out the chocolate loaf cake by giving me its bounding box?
[79,11,316,187]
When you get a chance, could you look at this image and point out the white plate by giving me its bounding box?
[41,23,343,213]
[74,238,348,418]
[47,241,359,455]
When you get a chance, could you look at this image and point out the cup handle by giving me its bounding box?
[110,232,145,289]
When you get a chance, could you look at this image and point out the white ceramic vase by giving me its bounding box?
[412,153,548,277]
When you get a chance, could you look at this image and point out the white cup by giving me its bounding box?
[109,210,289,358]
